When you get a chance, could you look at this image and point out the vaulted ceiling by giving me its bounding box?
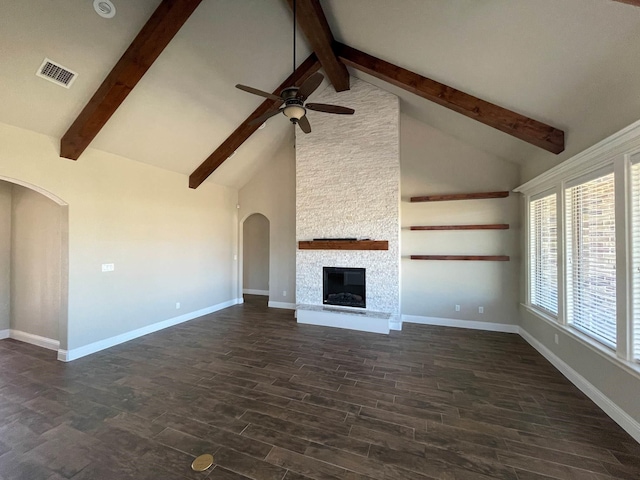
[1,0,640,187]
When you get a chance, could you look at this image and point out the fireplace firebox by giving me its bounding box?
[323,267,366,308]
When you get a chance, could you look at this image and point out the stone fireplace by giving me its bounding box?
[295,78,400,333]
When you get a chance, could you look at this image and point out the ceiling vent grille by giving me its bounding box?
[36,58,77,88]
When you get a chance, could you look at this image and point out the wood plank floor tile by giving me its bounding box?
[0,295,636,480]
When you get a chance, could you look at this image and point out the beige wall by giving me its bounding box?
[239,138,296,305]
[0,122,238,351]
[0,182,10,331]
[243,213,270,292]
[10,184,64,340]
[521,308,640,424]
[401,114,521,325]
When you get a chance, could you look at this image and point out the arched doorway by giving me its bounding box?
[0,176,68,353]
[241,213,270,303]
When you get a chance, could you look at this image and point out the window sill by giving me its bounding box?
[521,303,640,380]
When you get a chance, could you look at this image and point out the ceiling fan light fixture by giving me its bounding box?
[283,104,306,121]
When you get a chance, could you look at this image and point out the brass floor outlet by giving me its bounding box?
[191,454,214,472]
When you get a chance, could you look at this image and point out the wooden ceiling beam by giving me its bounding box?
[60,0,202,160]
[612,1,640,6]
[189,54,321,189]
[335,43,565,155]
[286,0,349,92]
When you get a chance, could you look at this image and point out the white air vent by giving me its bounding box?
[36,58,77,88]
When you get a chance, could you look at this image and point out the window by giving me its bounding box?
[631,157,640,362]
[565,171,616,348]
[529,193,558,315]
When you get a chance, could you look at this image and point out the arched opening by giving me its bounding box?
[241,213,270,306]
[0,177,68,354]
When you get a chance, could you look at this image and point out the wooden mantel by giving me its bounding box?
[298,240,389,251]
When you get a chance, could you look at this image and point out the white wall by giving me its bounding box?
[401,114,521,326]
[0,182,10,331]
[0,122,238,351]
[296,78,401,315]
[10,184,64,340]
[243,213,270,292]
[239,137,296,305]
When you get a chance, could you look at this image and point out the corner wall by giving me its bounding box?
[239,137,296,306]
[0,122,238,353]
[0,182,10,332]
[10,184,63,340]
[401,114,521,326]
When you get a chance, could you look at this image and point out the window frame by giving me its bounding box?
[564,166,617,350]
[528,189,559,317]
[518,130,640,374]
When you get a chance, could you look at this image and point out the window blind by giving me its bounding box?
[529,194,558,315]
[565,172,616,348]
[631,158,640,362]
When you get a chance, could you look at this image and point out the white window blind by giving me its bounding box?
[565,171,617,348]
[529,193,558,315]
[631,157,640,362]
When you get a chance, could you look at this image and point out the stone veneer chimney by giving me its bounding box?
[295,78,400,332]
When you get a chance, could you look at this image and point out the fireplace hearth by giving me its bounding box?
[323,267,366,308]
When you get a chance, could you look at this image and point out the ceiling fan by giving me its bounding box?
[234,0,354,134]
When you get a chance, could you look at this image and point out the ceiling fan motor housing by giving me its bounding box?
[281,87,306,122]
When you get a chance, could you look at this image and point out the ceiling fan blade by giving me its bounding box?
[306,103,355,115]
[248,108,283,126]
[297,72,324,101]
[298,115,312,134]
[236,84,283,102]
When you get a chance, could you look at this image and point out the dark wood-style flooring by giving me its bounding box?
[0,295,638,480]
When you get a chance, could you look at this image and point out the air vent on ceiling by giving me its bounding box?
[35,58,77,88]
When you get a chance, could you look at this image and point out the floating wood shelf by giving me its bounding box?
[411,255,510,261]
[299,240,389,251]
[410,224,509,231]
[410,191,509,202]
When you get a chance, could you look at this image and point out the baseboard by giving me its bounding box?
[10,330,59,351]
[519,328,640,444]
[59,298,241,363]
[402,315,519,334]
[243,289,269,296]
[0,329,10,340]
[268,301,296,310]
[236,297,245,304]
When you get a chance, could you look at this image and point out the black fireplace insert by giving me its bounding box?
[323,267,366,308]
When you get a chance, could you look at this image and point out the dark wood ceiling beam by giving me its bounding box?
[189,54,321,189]
[613,1,640,6]
[335,43,565,154]
[286,0,349,92]
[60,0,202,160]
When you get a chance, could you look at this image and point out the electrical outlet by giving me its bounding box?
[455,304,461,312]
[554,333,559,345]
[176,302,180,309]
[283,291,287,297]
[478,306,484,314]
[101,263,114,272]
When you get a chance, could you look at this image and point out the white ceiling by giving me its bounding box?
[1,0,640,187]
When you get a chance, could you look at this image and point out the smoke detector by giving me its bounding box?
[94,0,116,19]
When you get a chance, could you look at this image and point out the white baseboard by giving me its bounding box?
[402,315,519,334]
[243,289,269,296]
[0,329,11,340]
[268,301,296,310]
[236,297,244,304]
[519,328,640,444]
[58,298,241,362]
[10,330,59,351]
